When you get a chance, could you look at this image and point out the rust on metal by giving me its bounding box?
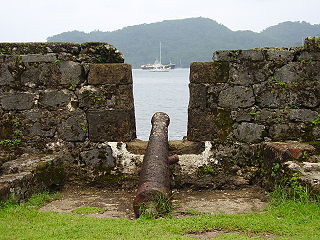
[133,112,178,217]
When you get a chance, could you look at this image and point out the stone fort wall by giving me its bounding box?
[0,39,319,201]
[0,43,136,199]
[188,37,320,143]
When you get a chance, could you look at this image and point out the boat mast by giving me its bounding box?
[159,41,162,64]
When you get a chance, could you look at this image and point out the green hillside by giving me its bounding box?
[47,17,320,68]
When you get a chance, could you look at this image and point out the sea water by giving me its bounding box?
[132,68,190,140]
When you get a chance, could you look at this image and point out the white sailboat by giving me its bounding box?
[150,42,170,72]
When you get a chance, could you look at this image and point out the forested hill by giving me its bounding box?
[47,17,320,68]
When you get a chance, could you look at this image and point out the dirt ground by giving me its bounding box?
[40,185,268,219]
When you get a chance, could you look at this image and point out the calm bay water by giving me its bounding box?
[132,68,190,140]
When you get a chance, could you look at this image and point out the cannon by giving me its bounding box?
[133,112,178,218]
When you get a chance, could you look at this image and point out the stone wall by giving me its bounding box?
[1,39,320,201]
[0,43,136,187]
[188,37,320,143]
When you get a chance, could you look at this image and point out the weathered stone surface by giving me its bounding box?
[0,64,14,86]
[26,122,56,138]
[0,93,35,110]
[187,108,216,141]
[283,161,320,190]
[229,61,273,85]
[21,54,57,63]
[38,64,61,86]
[21,61,84,88]
[263,142,315,164]
[297,90,319,108]
[218,86,255,108]
[80,147,115,169]
[231,109,253,122]
[214,49,264,62]
[0,154,66,201]
[0,42,124,63]
[126,139,205,155]
[117,85,135,110]
[189,83,207,109]
[39,90,71,109]
[304,37,320,51]
[269,124,303,140]
[273,63,302,85]
[22,110,59,138]
[169,140,205,155]
[233,122,265,143]
[20,66,41,88]
[264,49,295,62]
[190,62,229,83]
[262,141,319,192]
[88,63,132,85]
[59,111,87,142]
[256,90,298,108]
[297,51,320,61]
[87,109,136,142]
[289,109,319,122]
[59,61,84,86]
[206,84,228,109]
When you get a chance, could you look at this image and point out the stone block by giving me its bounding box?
[256,90,298,108]
[297,90,319,108]
[88,63,132,85]
[126,139,205,155]
[38,64,61,86]
[273,63,303,85]
[285,161,320,194]
[187,108,216,141]
[39,90,71,109]
[206,84,228,109]
[80,146,115,169]
[190,62,229,84]
[0,154,66,201]
[218,86,255,108]
[21,54,57,63]
[304,61,320,81]
[214,49,265,62]
[269,123,304,140]
[59,61,84,86]
[229,61,273,85]
[297,51,320,61]
[0,64,14,86]
[0,93,35,110]
[26,122,56,138]
[263,142,316,165]
[77,85,117,110]
[289,109,318,122]
[21,66,41,88]
[304,37,320,51]
[23,110,59,138]
[87,109,136,142]
[264,49,295,62]
[168,140,205,155]
[117,84,135,110]
[233,122,265,143]
[59,111,87,142]
[189,83,207,109]
[231,109,253,122]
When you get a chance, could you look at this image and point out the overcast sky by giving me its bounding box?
[1,0,319,42]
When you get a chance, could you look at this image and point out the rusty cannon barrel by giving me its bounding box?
[133,112,178,218]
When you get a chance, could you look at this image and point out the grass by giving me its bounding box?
[0,190,319,239]
[72,206,105,214]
